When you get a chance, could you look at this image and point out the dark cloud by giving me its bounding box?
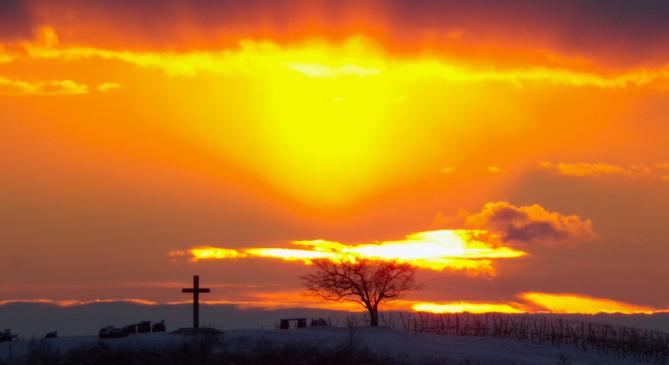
[384,0,669,64]
[17,0,669,65]
[505,221,568,243]
[464,201,596,246]
[26,0,362,49]
[0,0,34,40]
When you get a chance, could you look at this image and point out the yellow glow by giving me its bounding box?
[13,31,669,206]
[245,248,337,262]
[189,247,246,260]
[413,301,524,314]
[337,230,525,272]
[178,229,525,274]
[256,59,397,206]
[286,62,381,78]
[521,292,657,314]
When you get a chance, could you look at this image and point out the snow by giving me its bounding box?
[0,326,648,364]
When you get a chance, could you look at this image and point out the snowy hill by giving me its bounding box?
[0,326,650,365]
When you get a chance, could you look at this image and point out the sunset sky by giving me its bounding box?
[2,0,669,315]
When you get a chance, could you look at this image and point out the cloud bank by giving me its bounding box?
[14,0,669,66]
[0,77,89,95]
[170,229,526,275]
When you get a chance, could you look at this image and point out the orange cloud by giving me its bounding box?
[171,229,526,275]
[463,201,595,245]
[176,202,595,274]
[0,76,89,95]
[538,161,669,181]
[97,82,120,92]
[189,247,246,260]
[15,29,669,89]
[412,301,524,314]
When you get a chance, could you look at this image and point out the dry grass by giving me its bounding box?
[380,312,669,363]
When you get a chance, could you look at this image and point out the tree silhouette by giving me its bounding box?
[303,259,419,327]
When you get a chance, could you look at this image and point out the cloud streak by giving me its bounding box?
[413,292,666,315]
[170,229,526,275]
[0,76,89,95]
[14,31,669,89]
[3,292,666,315]
[519,292,660,315]
[539,161,669,181]
[96,82,120,92]
[0,298,158,307]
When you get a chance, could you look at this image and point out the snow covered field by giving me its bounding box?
[0,326,650,365]
[3,302,669,338]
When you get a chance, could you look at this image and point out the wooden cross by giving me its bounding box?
[182,275,210,330]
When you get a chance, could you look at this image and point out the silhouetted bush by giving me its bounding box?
[387,312,669,364]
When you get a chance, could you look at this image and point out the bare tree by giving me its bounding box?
[302,259,419,327]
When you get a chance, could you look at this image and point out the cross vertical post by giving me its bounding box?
[182,275,211,331]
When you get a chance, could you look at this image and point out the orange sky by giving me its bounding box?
[1,0,669,315]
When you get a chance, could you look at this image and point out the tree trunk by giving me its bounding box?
[368,307,379,327]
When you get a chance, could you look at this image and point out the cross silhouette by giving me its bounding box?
[182,275,210,330]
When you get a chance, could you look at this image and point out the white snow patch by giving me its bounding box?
[0,326,648,365]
